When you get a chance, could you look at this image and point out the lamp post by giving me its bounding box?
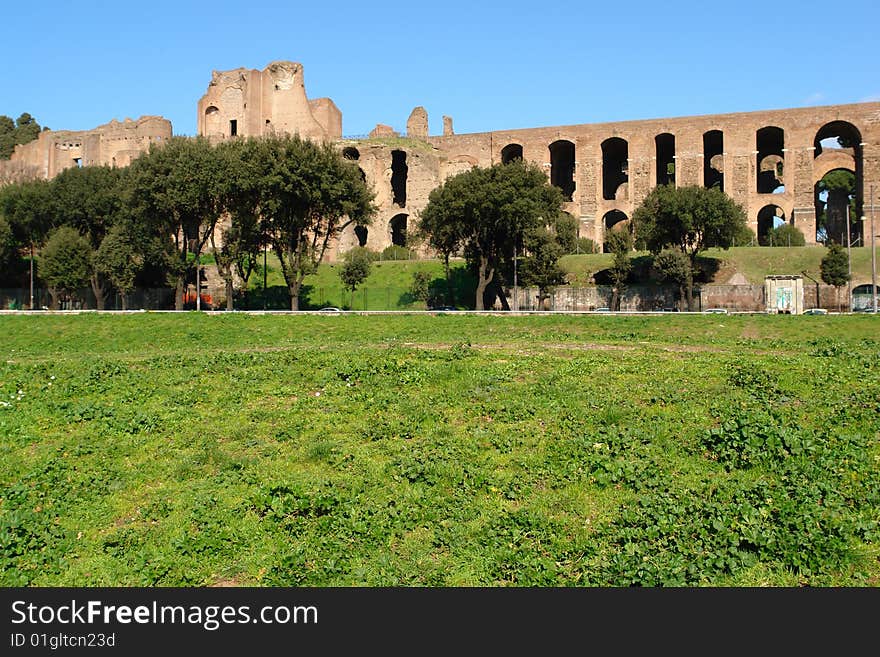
[846,210,852,312]
[29,242,34,310]
[513,241,518,312]
[871,184,877,313]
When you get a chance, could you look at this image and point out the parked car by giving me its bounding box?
[318,306,342,312]
[429,306,458,311]
[594,307,611,312]
[803,308,828,315]
[704,308,728,314]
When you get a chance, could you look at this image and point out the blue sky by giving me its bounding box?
[3,0,879,138]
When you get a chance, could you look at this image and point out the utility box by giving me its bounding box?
[764,275,804,314]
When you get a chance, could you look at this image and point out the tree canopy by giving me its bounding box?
[633,185,747,309]
[232,135,376,310]
[0,113,45,160]
[419,159,565,310]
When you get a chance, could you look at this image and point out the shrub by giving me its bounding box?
[763,223,805,247]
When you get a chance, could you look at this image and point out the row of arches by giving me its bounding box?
[498,120,863,210]
[352,213,409,248]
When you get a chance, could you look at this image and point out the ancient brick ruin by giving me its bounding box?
[5,60,879,267]
[1,116,171,180]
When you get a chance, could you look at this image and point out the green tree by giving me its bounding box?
[633,184,747,310]
[339,246,373,303]
[605,231,632,311]
[0,113,44,159]
[518,227,567,310]
[48,165,125,309]
[816,170,857,245]
[126,137,227,310]
[409,270,432,307]
[653,248,691,310]
[235,135,376,310]
[38,226,92,308]
[765,223,806,247]
[419,159,565,310]
[95,223,143,310]
[820,241,850,312]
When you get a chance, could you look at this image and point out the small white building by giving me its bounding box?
[764,275,805,314]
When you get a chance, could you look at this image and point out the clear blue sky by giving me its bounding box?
[3,0,879,138]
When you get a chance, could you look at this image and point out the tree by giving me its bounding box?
[95,223,143,310]
[653,248,691,310]
[820,241,850,312]
[235,135,376,310]
[339,246,373,304]
[408,270,432,307]
[0,113,44,160]
[633,185,747,310]
[816,170,857,245]
[419,159,565,310]
[38,226,92,308]
[765,223,805,247]
[126,137,228,310]
[48,165,125,309]
[605,231,632,311]
[517,229,566,309]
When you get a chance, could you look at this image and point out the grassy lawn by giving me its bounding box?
[1,313,878,586]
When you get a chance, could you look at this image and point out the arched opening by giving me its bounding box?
[602,210,630,252]
[549,140,575,201]
[343,146,360,160]
[390,213,408,247]
[602,138,629,201]
[391,150,407,207]
[757,205,787,245]
[815,168,860,245]
[703,130,724,191]
[655,133,675,187]
[814,121,863,244]
[852,284,879,311]
[756,126,785,194]
[204,106,221,136]
[501,143,523,164]
[354,225,368,247]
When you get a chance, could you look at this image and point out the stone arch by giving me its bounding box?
[703,130,724,191]
[343,146,360,160]
[602,209,630,251]
[815,167,860,245]
[501,143,523,164]
[756,126,785,194]
[390,213,408,247]
[757,205,786,245]
[655,133,675,186]
[602,137,628,201]
[549,140,576,201]
[204,106,221,136]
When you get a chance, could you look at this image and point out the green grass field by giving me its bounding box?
[1,313,878,586]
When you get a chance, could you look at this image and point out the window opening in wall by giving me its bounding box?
[501,143,523,164]
[391,150,407,207]
[756,126,784,194]
[230,120,238,137]
[703,130,724,191]
[602,138,629,201]
[390,214,408,247]
[549,140,576,201]
[354,225,368,247]
[655,133,675,186]
[73,157,82,168]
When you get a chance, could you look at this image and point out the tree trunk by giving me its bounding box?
[475,256,493,311]
[288,280,300,311]
[121,293,128,311]
[226,279,234,311]
[90,274,106,310]
[175,274,185,311]
[685,275,695,311]
[443,253,455,306]
[611,288,619,311]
